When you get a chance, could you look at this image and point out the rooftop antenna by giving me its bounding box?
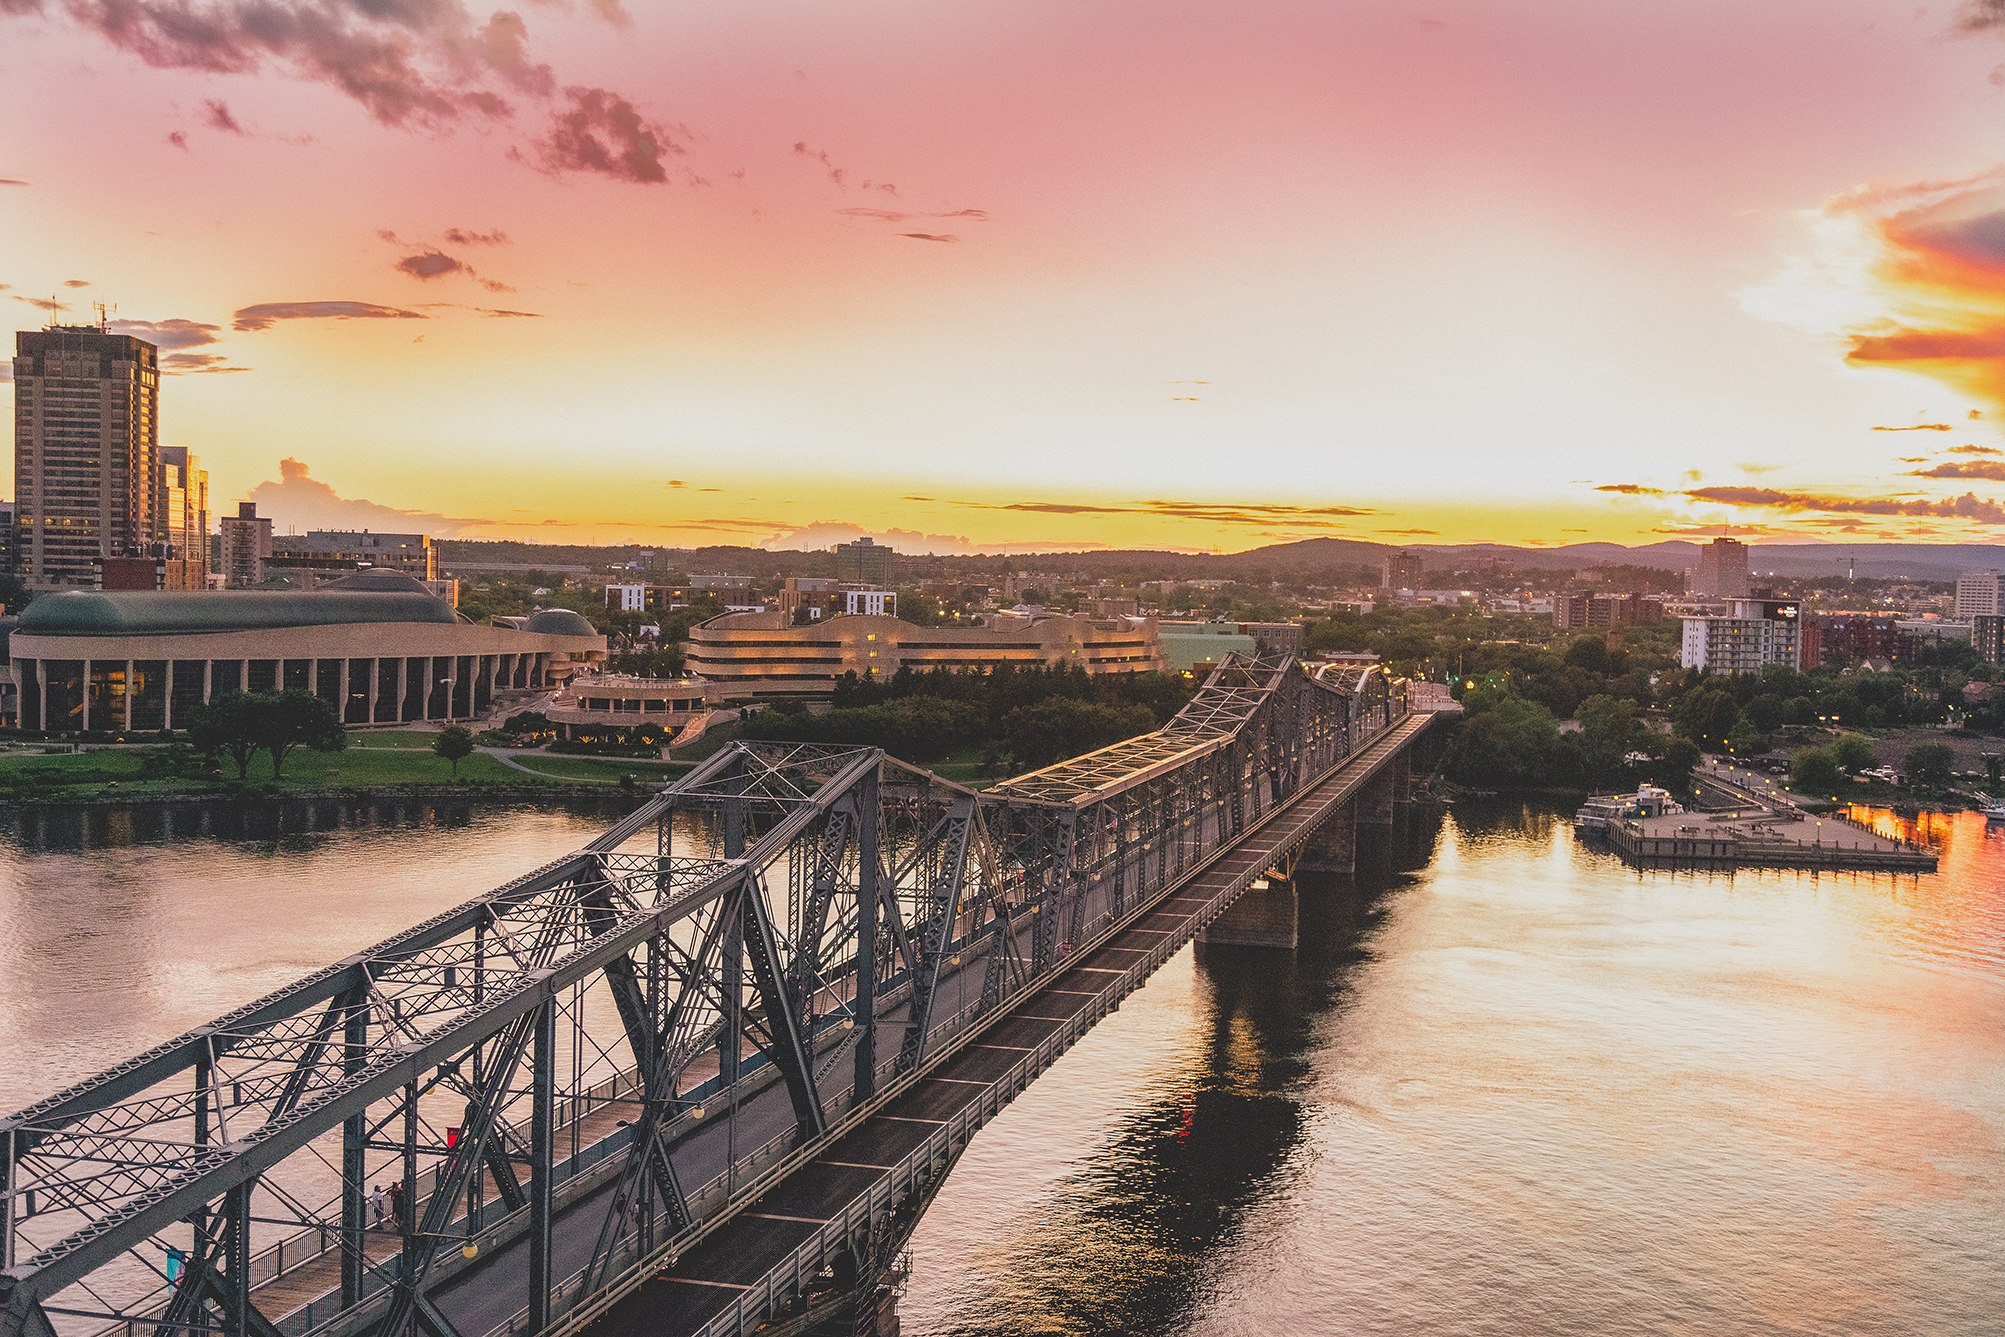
[93,300,115,332]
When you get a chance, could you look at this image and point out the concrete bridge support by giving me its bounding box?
[1359,769,1397,826]
[1197,877,1299,949]
[1297,800,1358,874]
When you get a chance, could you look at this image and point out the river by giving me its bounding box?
[3,797,2001,1335]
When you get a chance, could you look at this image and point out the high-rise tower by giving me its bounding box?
[156,445,209,589]
[12,320,161,586]
[1691,537,1750,599]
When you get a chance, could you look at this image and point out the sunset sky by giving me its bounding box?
[9,0,2005,553]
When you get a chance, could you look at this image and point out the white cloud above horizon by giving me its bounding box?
[244,458,491,536]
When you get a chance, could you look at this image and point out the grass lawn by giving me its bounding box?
[508,756,693,784]
[670,722,741,762]
[345,730,450,749]
[0,745,552,793]
[924,743,1010,790]
[243,747,523,786]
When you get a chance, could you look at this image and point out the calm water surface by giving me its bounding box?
[3,798,2001,1335]
[903,802,2005,1336]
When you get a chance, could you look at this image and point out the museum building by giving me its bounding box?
[8,571,605,732]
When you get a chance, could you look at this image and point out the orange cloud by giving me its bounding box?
[1766,170,2005,407]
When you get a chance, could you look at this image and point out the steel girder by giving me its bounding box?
[2,658,1406,1337]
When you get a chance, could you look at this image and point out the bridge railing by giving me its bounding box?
[4,660,1422,1337]
[550,709,1429,1337]
[672,722,1387,1337]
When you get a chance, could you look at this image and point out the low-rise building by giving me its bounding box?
[1158,620,1303,666]
[1156,621,1258,673]
[545,671,721,738]
[686,610,1165,702]
[1239,621,1306,656]
[7,570,604,731]
[1896,619,1972,645]
[1810,615,1917,667]
[273,529,436,581]
[1555,593,1666,630]
[603,580,762,614]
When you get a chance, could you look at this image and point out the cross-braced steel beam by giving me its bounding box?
[2,659,1411,1337]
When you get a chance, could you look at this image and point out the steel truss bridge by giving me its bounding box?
[2,656,1445,1337]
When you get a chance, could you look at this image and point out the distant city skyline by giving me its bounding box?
[9,2,2005,551]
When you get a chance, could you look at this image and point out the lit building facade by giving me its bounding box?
[1955,568,2002,622]
[273,529,436,580]
[219,502,273,588]
[12,324,161,587]
[686,610,1165,701]
[155,445,208,588]
[1680,598,1804,674]
[1973,614,2004,664]
[7,573,603,732]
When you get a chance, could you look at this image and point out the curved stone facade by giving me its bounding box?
[8,588,605,732]
[685,610,1166,701]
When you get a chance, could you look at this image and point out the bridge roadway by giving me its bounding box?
[1,664,1433,1337]
[578,712,1435,1337]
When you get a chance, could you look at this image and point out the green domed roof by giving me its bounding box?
[19,589,460,636]
[523,608,597,637]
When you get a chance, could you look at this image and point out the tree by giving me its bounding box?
[1575,694,1638,783]
[500,710,554,737]
[1791,749,1842,798]
[1726,714,1767,756]
[1830,734,1878,774]
[434,725,477,778]
[1654,738,1701,790]
[1987,754,2003,789]
[254,690,347,779]
[1671,687,1739,750]
[1443,693,1565,788]
[1744,693,1786,734]
[998,699,1155,771]
[1904,742,1953,791]
[186,692,263,779]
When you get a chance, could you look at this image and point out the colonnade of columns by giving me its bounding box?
[21,651,550,733]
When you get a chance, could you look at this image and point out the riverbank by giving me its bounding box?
[0,742,688,808]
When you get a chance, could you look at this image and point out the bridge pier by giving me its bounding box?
[1359,768,1396,826]
[1196,877,1298,950]
[1297,800,1357,874]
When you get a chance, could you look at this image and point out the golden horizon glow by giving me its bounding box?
[8,1,2005,553]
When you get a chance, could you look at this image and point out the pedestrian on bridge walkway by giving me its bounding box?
[388,1182,406,1231]
[370,1185,386,1230]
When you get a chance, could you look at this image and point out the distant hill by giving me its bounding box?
[435,535,2005,584]
[1227,537,2005,581]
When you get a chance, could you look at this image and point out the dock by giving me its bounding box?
[1601,807,1937,873]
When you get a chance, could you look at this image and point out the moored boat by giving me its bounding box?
[1575,784,1684,832]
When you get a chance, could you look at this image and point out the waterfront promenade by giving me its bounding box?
[1603,757,1938,873]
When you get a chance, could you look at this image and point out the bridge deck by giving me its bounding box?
[590,714,1434,1337]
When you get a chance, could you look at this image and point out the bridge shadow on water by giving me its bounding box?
[916,805,1446,1337]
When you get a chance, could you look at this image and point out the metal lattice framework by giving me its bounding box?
[0,656,1403,1337]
